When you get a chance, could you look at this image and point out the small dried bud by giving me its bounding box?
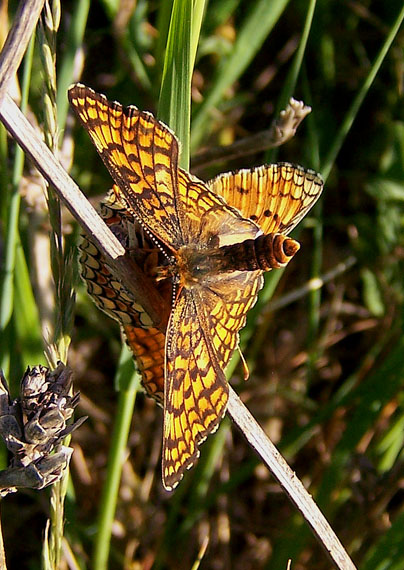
[0,363,86,494]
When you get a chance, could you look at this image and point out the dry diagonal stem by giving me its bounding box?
[266,255,357,313]
[227,391,357,570]
[0,93,356,570]
[0,0,46,106]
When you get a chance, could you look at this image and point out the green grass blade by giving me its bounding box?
[13,244,44,365]
[158,0,194,169]
[93,345,141,570]
[0,35,34,330]
[155,0,174,81]
[0,35,36,378]
[191,0,206,71]
[202,0,241,35]
[278,0,317,111]
[267,0,317,163]
[56,0,90,130]
[0,124,8,221]
[300,76,323,370]
[191,0,290,151]
[320,4,404,181]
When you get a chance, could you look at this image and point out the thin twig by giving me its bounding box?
[227,390,357,570]
[191,98,311,172]
[266,255,357,313]
[38,2,70,568]
[0,0,45,106]
[0,510,6,570]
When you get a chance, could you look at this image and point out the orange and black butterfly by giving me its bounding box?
[69,84,323,490]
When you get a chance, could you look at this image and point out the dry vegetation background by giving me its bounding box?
[1,0,404,569]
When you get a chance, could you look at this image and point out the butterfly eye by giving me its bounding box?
[207,234,220,248]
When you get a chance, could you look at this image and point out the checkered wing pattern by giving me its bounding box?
[208,162,323,235]
[79,187,167,403]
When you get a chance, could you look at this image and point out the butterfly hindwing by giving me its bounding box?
[208,162,323,235]
[163,268,263,489]
[79,187,167,403]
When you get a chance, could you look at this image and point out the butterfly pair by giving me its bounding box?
[69,84,323,490]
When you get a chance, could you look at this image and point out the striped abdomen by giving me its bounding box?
[178,233,300,285]
[218,233,300,272]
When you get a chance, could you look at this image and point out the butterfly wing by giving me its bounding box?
[69,84,186,249]
[163,288,228,490]
[79,188,168,403]
[71,86,321,490]
[163,266,262,490]
[208,162,323,235]
[123,324,165,404]
[162,171,263,490]
[175,169,261,246]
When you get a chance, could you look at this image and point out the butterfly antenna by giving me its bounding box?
[237,347,250,381]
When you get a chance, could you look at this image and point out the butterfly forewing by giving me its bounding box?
[177,169,260,247]
[163,288,229,490]
[69,84,184,249]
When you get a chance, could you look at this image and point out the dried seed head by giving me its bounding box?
[0,363,86,495]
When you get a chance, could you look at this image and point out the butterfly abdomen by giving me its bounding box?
[179,233,300,284]
[219,233,300,272]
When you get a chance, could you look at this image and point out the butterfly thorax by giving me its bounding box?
[176,232,300,287]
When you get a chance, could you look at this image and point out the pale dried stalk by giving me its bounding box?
[0,0,45,106]
[227,391,356,570]
[38,3,73,568]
